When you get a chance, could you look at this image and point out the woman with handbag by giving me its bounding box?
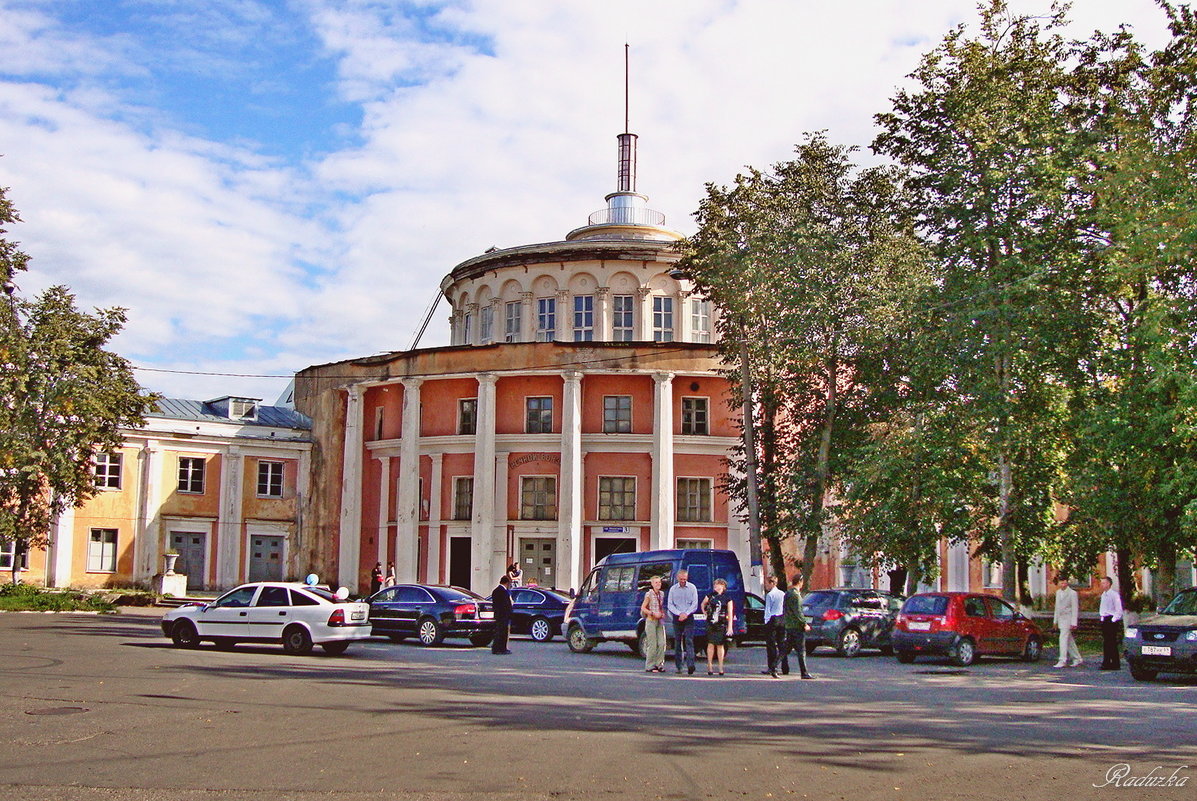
[701,578,735,675]
[640,574,668,672]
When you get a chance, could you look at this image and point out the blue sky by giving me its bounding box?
[0,0,1173,402]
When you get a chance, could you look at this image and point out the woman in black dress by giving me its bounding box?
[701,578,735,675]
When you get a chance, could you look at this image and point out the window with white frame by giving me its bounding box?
[94,452,122,490]
[653,296,674,342]
[505,301,522,342]
[676,538,713,550]
[676,477,712,522]
[526,396,553,434]
[461,311,473,345]
[479,305,494,344]
[257,460,284,498]
[691,298,712,343]
[459,398,477,435]
[520,476,557,520]
[178,457,205,494]
[453,477,474,520]
[0,541,28,571]
[536,297,556,341]
[87,528,118,572]
[613,295,635,341]
[602,395,632,433]
[681,397,709,435]
[598,476,636,520]
[573,295,594,341]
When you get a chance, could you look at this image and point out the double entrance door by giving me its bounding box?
[170,532,207,591]
[517,537,557,588]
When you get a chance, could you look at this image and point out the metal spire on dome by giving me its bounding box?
[617,43,637,193]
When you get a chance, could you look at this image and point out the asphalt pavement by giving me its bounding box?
[0,608,1194,801]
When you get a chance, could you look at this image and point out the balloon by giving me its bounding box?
[305,573,318,586]
[335,587,349,600]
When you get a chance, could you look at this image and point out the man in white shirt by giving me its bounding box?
[666,569,699,675]
[1053,575,1082,668]
[761,575,789,677]
[1099,576,1125,670]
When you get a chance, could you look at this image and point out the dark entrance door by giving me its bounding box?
[593,537,636,568]
[449,537,471,590]
[170,531,207,591]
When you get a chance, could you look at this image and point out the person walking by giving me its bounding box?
[369,562,383,595]
[1099,576,1124,670]
[383,562,396,588]
[640,574,668,673]
[491,574,513,655]
[666,568,699,675]
[777,572,814,679]
[701,578,735,675]
[1053,575,1082,668]
[761,574,789,677]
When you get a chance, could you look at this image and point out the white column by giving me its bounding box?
[596,288,612,341]
[677,292,692,342]
[650,372,675,550]
[520,292,534,342]
[217,447,244,588]
[294,445,310,580]
[395,378,422,583]
[134,441,162,582]
[493,450,510,586]
[374,455,391,573]
[948,540,969,591]
[427,452,444,584]
[637,287,653,341]
[559,371,584,590]
[338,385,365,589]
[556,290,571,342]
[471,373,498,592]
[48,505,76,588]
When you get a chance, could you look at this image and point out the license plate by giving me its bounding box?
[1142,645,1171,656]
[351,611,366,621]
[479,611,494,619]
[908,621,932,631]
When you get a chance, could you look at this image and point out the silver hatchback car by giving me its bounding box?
[1124,588,1197,681]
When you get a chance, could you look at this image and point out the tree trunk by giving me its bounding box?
[1155,541,1177,607]
[1115,547,1135,606]
[997,448,1017,602]
[803,354,837,588]
[740,341,764,578]
[905,565,922,597]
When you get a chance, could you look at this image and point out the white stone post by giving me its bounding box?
[375,455,391,574]
[338,385,365,590]
[217,447,244,588]
[637,287,653,341]
[650,372,675,550]
[427,452,443,584]
[559,371,584,590]
[556,290,571,342]
[48,505,76,588]
[493,451,511,586]
[396,378,423,583]
[134,441,162,583]
[471,373,498,592]
[519,292,534,342]
[595,288,612,341]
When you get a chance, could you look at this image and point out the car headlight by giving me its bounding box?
[1123,627,1138,639]
[1185,631,1197,642]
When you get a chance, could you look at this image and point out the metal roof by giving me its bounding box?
[147,398,311,430]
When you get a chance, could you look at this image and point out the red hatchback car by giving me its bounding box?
[891,592,1044,666]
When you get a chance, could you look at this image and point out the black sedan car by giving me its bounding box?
[368,584,495,646]
[488,587,571,642]
[803,588,903,657]
[1124,587,1197,681]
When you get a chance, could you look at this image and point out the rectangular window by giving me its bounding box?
[602,395,632,433]
[178,457,205,494]
[87,528,118,572]
[453,477,474,521]
[94,452,122,490]
[257,460,284,498]
[0,541,28,571]
[374,406,384,439]
[479,305,494,344]
[676,477,712,522]
[613,295,635,341]
[526,396,553,434]
[505,301,522,342]
[521,476,557,520]
[461,312,473,345]
[573,295,594,341]
[676,538,713,550]
[598,476,636,520]
[681,397,709,435]
[691,298,712,343]
[459,398,478,435]
[536,297,556,341]
[653,296,674,342]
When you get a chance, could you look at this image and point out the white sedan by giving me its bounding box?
[160,582,372,655]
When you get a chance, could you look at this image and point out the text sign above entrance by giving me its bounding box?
[602,526,627,533]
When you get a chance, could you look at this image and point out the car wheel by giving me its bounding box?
[951,637,976,667]
[170,620,200,649]
[1128,662,1158,682]
[529,617,553,643]
[805,641,817,655]
[567,624,596,653]
[321,641,350,656]
[469,632,493,647]
[836,628,862,658]
[387,634,408,643]
[282,625,314,655]
[417,618,445,646]
[896,650,916,664]
[1021,636,1042,662]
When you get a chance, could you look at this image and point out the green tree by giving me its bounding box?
[679,134,928,586]
[0,187,154,582]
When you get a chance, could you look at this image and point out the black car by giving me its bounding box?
[735,592,771,645]
[368,584,495,646]
[1124,587,1197,681]
[504,587,571,642]
[803,588,903,657]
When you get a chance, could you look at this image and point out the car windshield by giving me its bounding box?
[802,591,836,608]
[904,595,949,615]
[1161,590,1197,617]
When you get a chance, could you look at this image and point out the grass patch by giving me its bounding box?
[0,583,117,612]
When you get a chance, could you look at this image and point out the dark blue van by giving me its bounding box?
[564,549,747,654]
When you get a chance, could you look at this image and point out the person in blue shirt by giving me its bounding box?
[666,569,699,674]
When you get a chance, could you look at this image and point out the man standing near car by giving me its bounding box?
[667,568,699,674]
[762,574,789,677]
[779,573,814,679]
[1053,575,1082,668]
[491,574,513,655]
[1099,576,1124,670]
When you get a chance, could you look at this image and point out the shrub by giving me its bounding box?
[0,584,116,612]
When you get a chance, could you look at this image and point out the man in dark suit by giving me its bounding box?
[491,574,513,655]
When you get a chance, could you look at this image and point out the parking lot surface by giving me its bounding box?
[0,609,1194,801]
